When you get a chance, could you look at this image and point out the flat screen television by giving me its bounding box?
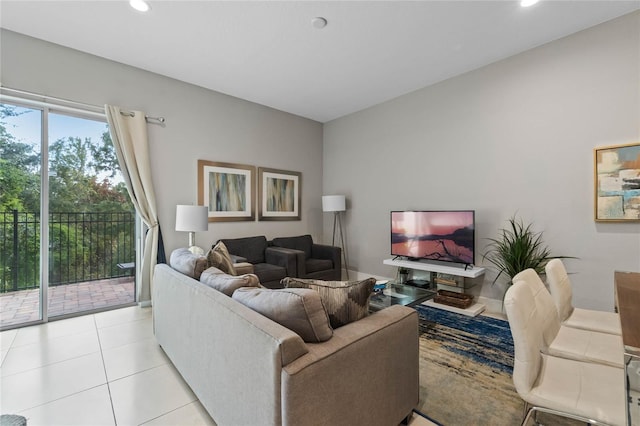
[391,210,475,266]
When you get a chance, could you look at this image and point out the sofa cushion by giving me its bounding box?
[206,241,237,275]
[232,287,333,343]
[169,248,208,280]
[282,277,376,328]
[200,266,259,296]
[272,235,313,259]
[234,262,255,275]
[220,236,267,264]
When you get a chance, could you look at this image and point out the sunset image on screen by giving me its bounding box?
[391,211,474,264]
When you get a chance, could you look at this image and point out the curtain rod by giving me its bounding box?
[119,110,165,124]
[0,86,165,124]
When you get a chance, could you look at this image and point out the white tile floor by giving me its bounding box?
[0,306,434,426]
[0,306,216,426]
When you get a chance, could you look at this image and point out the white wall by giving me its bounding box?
[1,30,324,255]
[323,12,640,310]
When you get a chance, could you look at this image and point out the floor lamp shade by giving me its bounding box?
[175,205,208,254]
[322,195,346,212]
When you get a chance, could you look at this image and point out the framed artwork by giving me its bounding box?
[594,142,640,222]
[197,160,255,222]
[258,167,301,221]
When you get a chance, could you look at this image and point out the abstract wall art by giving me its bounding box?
[258,167,301,221]
[594,142,640,222]
[197,160,255,222]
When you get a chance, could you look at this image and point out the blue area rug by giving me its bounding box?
[414,305,580,426]
[414,304,523,425]
[415,305,514,374]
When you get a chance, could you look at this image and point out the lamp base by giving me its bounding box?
[188,245,205,256]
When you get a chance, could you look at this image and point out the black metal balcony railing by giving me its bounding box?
[0,210,135,293]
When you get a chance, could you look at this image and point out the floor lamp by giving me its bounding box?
[322,195,349,279]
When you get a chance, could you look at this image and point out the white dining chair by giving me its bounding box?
[545,259,621,335]
[505,278,625,426]
[512,268,623,368]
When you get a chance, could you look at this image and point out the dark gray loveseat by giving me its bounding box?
[271,234,341,281]
[218,236,296,289]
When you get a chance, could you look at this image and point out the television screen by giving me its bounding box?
[391,210,475,265]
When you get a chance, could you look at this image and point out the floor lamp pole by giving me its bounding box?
[333,211,349,280]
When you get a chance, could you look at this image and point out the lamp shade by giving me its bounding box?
[322,195,346,212]
[175,205,209,232]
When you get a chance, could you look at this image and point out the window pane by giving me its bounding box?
[0,103,42,327]
[47,112,135,317]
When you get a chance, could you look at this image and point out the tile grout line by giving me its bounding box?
[94,313,119,426]
[0,330,18,369]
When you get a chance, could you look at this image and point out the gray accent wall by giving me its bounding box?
[0,30,324,255]
[323,12,640,310]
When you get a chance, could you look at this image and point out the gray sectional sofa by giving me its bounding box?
[152,263,420,426]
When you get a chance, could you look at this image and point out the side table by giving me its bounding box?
[369,282,436,312]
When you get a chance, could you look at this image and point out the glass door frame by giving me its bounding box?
[1,93,136,329]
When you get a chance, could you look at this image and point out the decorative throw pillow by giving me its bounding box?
[169,248,208,280]
[282,277,376,328]
[200,267,259,296]
[232,287,333,343]
[206,241,237,275]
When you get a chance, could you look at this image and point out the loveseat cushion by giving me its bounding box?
[219,236,268,264]
[232,287,333,343]
[206,241,237,275]
[169,248,208,280]
[272,235,313,259]
[306,258,334,274]
[282,277,376,328]
[253,263,287,283]
[200,266,259,296]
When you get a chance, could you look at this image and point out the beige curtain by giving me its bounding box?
[105,105,158,304]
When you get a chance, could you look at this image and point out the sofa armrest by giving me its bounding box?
[270,247,306,277]
[265,246,298,276]
[281,305,418,426]
[311,243,341,271]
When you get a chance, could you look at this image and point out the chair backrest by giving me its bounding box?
[219,236,268,264]
[545,259,574,322]
[512,268,560,348]
[271,235,313,259]
[504,278,544,397]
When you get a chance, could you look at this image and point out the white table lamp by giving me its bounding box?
[322,195,349,279]
[175,205,209,255]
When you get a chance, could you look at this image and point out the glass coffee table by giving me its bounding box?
[369,282,436,312]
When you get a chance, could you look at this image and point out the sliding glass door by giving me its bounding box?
[0,101,136,329]
[0,104,43,327]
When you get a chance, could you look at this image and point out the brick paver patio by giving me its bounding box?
[0,277,135,328]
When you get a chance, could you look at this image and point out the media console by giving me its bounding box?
[383,258,486,316]
[383,258,485,278]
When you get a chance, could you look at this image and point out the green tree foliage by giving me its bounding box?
[0,105,40,212]
[1,104,135,292]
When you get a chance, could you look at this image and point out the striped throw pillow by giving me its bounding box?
[282,277,376,328]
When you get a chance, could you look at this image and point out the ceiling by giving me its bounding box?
[1,1,639,123]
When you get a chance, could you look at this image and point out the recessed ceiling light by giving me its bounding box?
[521,0,539,7]
[129,0,151,12]
[312,17,327,29]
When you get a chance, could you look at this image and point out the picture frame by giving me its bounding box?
[197,160,255,222]
[594,142,640,222]
[258,167,301,221]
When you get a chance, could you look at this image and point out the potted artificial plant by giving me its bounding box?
[482,215,572,293]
